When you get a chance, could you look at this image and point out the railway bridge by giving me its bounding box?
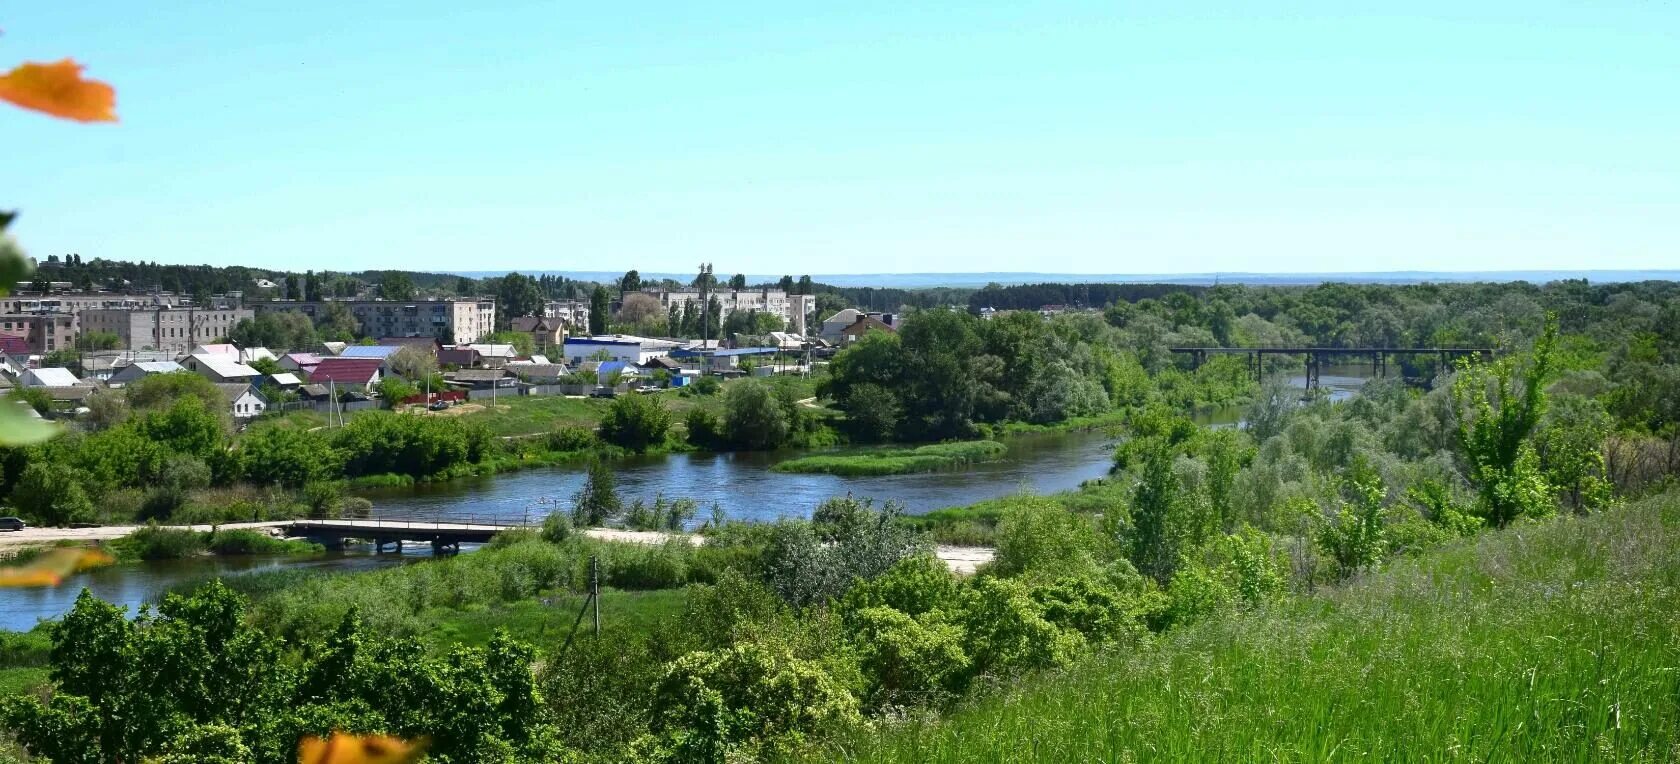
[1169,346,1494,390]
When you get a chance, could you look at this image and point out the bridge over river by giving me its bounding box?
[1170,346,1494,389]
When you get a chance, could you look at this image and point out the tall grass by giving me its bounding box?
[819,493,1680,762]
[772,441,1008,476]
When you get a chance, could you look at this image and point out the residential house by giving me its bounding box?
[185,353,262,384]
[216,383,268,420]
[340,344,404,361]
[836,315,897,346]
[241,346,279,365]
[819,309,862,343]
[507,363,569,385]
[450,368,513,390]
[268,372,302,389]
[377,337,439,355]
[279,353,323,375]
[307,358,383,394]
[106,360,186,387]
[593,360,640,386]
[466,344,519,368]
[437,346,479,368]
[509,316,566,355]
[189,343,241,359]
[0,335,34,357]
[20,367,82,388]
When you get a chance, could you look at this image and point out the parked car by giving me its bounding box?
[428,400,450,411]
[0,516,26,531]
[589,387,616,399]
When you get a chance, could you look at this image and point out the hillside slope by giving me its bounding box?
[822,493,1680,762]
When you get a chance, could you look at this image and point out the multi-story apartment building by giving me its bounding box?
[255,298,497,344]
[79,307,256,354]
[541,299,592,332]
[645,289,816,335]
[0,314,76,354]
[0,293,177,334]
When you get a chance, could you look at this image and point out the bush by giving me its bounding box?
[204,530,321,556]
[850,606,971,707]
[642,642,862,761]
[10,462,96,526]
[546,426,597,453]
[113,526,207,560]
[684,408,725,450]
[960,576,1082,677]
[239,427,339,487]
[599,394,673,453]
[540,511,573,543]
[990,498,1108,579]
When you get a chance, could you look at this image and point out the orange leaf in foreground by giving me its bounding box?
[298,733,429,764]
[0,59,117,122]
[0,548,116,588]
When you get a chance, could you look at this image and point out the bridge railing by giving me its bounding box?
[296,509,552,530]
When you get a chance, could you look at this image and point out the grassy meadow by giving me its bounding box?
[818,491,1680,762]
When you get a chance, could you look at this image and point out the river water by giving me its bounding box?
[2,365,1375,631]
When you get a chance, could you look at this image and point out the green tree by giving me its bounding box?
[1125,436,1188,584]
[496,272,544,326]
[75,330,121,351]
[10,462,96,525]
[722,380,789,450]
[238,427,338,487]
[1537,392,1614,511]
[728,273,747,290]
[481,330,535,358]
[588,286,610,335]
[1315,460,1388,579]
[1452,319,1558,526]
[619,269,641,295]
[573,458,621,527]
[599,393,673,453]
[377,271,415,300]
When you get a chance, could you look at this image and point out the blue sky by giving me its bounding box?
[4,2,1676,275]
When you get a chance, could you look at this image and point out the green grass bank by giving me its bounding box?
[771,440,1008,476]
[818,492,1680,762]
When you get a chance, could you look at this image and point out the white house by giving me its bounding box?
[240,346,279,365]
[185,353,262,384]
[216,383,268,420]
[107,360,186,387]
[20,367,81,388]
[466,343,520,368]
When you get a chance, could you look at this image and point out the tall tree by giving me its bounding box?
[1452,318,1558,527]
[378,272,415,301]
[496,272,544,327]
[729,273,747,290]
[304,270,322,301]
[588,286,610,335]
[620,269,641,296]
[795,275,814,294]
[285,274,302,301]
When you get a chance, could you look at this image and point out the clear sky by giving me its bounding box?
[4,2,1677,275]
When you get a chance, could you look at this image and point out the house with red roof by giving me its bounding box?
[306,357,383,393]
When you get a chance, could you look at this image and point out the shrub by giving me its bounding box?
[572,459,621,527]
[990,497,1107,579]
[643,642,862,761]
[545,426,596,453]
[960,576,1082,677]
[238,427,339,487]
[850,606,971,707]
[839,553,961,621]
[683,408,725,450]
[540,511,573,543]
[10,462,96,526]
[114,526,206,560]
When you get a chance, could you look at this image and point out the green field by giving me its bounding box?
[820,492,1680,762]
[771,440,1008,476]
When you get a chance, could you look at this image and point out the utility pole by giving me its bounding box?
[590,555,600,636]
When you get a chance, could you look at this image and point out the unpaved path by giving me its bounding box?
[2,523,994,573]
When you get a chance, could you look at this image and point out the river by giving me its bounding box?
[1,365,1376,631]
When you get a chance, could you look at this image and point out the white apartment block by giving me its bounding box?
[647,289,816,335]
[254,299,497,344]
